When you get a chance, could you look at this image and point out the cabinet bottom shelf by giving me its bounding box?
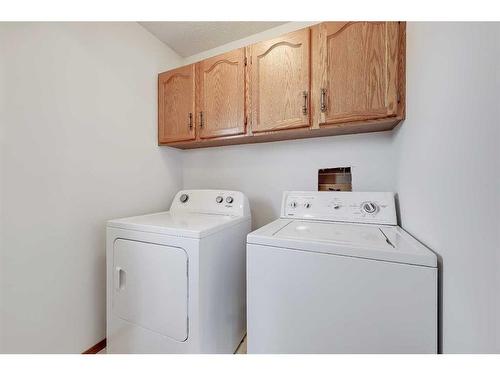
[159,117,403,149]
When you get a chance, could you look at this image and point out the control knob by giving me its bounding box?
[226,196,234,204]
[362,202,378,214]
[216,196,223,204]
[179,194,189,203]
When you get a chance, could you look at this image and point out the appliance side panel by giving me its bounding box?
[198,220,251,353]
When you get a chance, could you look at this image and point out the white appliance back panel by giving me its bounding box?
[281,191,397,225]
[113,239,188,342]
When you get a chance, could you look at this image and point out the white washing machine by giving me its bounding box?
[106,190,251,353]
[247,191,437,354]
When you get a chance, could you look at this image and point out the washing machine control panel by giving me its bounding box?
[170,190,250,218]
[281,191,397,225]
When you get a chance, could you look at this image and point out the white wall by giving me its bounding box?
[393,22,500,353]
[183,134,396,229]
[0,22,183,353]
[182,22,500,353]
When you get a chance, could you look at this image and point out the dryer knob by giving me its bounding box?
[226,196,234,204]
[179,194,189,203]
[216,196,223,204]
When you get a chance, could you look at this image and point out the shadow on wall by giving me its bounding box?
[248,196,279,230]
[396,192,443,353]
[436,252,444,354]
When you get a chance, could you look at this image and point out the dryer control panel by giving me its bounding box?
[281,191,397,225]
[170,190,250,218]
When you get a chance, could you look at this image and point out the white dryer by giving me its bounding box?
[106,190,251,353]
[247,191,437,354]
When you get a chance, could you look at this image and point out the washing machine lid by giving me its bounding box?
[107,211,246,238]
[247,219,437,267]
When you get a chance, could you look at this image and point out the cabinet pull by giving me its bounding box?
[199,111,204,128]
[302,91,308,115]
[320,88,327,113]
[188,112,193,130]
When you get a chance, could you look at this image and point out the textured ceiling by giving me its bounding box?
[139,22,287,57]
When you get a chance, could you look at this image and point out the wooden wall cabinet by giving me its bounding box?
[197,48,247,139]
[249,29,310,133]
[158,64,196,143]
[158,22,406,149]
[311,22,404,128]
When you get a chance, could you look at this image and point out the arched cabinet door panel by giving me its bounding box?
[249,28,311,133]
[312,22,402,126]
[158,64,196,143]
[198,48,246,139]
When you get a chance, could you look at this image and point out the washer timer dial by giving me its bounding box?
[362,201,378,214]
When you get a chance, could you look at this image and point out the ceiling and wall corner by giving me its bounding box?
[139,21,288,58]
[182,21,318,64]
[0,22,184,353]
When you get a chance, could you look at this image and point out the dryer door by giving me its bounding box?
[112,239,188,342]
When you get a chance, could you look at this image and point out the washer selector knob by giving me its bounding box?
[216,196,223,204]
[179,194,189,203]
[226,196,234,204]
[304,202,311,208]
[362,202,378,214]
[290,201,297,208]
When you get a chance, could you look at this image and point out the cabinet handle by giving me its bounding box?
[188,112,193,130]
[302,91,308,115]
[199,111,204,128]
[320,88,327,113]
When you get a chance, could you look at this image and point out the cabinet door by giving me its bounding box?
[158,64,196,143]
[198,49,246,139]
[312,22,400,126]
[249,29,310,133]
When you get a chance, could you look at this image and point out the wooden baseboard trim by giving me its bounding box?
[82,339,106,354]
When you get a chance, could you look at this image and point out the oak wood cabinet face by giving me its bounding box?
[158,64,196,143]
[313,22,400,126]
[198,49,246,139]
[249,28,311,133]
